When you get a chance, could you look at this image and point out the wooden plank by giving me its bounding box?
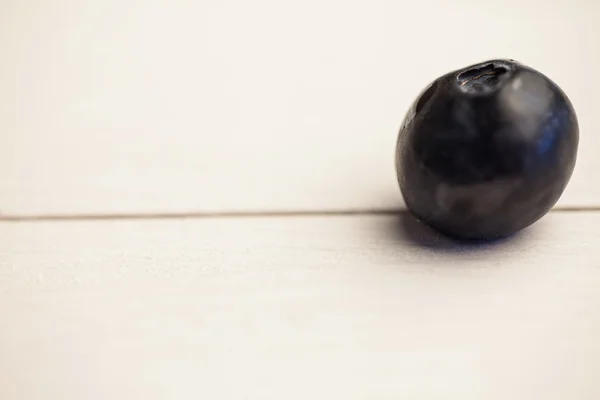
[1,0,599,215]
[0,212,599,399]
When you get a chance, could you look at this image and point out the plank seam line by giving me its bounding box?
[0,206,598,222]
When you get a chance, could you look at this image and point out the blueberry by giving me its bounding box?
[395,60,579,240]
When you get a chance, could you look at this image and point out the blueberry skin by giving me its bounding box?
[396,60,579,240]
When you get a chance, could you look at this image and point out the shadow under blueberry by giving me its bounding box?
[387,210,534,255]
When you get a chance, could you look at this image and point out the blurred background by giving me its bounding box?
[1,0,598,216]
[2,2,600,399]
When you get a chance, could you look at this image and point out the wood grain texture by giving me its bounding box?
[1,212,599,399]
[1,0,599,215]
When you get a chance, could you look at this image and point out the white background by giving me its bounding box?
[1,0,599,399]
[1,0,598,214]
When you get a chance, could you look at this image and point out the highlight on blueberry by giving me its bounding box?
[395,59,579,240]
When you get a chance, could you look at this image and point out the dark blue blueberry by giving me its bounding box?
[396,60,579,240]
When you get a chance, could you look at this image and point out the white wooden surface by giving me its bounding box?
[1,213,599,399]
[2,1,600,399]
[1,0,599,215]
